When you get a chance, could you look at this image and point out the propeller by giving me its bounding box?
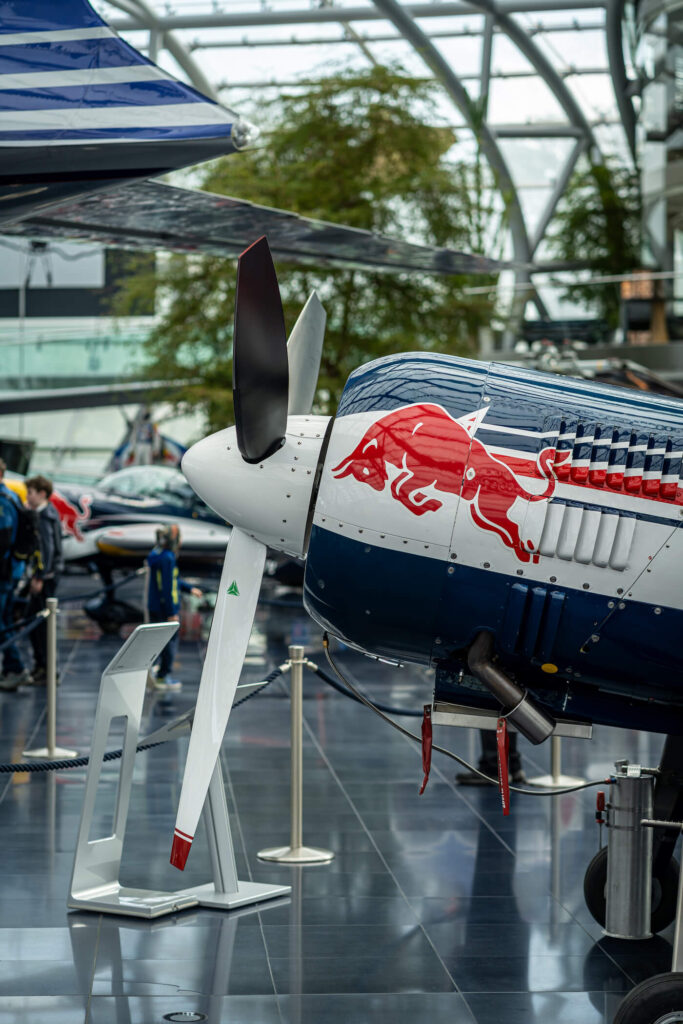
[233,236,289,463]
[171,237,327,870]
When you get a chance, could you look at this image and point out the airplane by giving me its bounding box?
[6,464,230,572]
[169,237,683,1022]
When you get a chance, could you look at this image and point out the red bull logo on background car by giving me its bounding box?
[332,403,564,564]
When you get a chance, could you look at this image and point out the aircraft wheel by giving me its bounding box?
[613,973,683,1024]
[584,848,680,934]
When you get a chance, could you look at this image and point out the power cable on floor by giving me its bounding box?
[321,633,610,798]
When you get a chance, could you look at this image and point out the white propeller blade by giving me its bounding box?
[171,526,266,870]
[287,291,326,416]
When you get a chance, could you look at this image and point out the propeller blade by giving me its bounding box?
[170,526,266,870]
[233,236,289,463]
[287,291,326,416]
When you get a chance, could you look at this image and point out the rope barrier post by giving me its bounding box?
[142,564,150,624]
[24,597,78,761]
[258,645,334,865]
[527,735,585,789]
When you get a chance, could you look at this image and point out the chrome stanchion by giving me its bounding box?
[527,735,584,789]
[142,564,150,624]
[24,597,78,759]
[258,645,334,865]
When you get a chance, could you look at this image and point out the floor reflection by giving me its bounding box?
[0,574,678,1023]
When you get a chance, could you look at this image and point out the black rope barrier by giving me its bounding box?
[0,610,47,652]
[58,568,145,605]
[0,667,285,774]
[311,663,422,718]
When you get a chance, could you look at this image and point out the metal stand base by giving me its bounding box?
[185,879,291,909]
[23,745,79,759]
[258,845,335,864]
[68,624,290,919]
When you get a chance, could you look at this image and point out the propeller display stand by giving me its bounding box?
[68,623,290,919]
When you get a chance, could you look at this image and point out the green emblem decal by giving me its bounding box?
[227,581,240,597]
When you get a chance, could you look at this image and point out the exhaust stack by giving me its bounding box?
[468,632,555,745]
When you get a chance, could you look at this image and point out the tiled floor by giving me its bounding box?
[0,574,676,1023]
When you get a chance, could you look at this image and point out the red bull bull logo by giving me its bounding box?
[332,403,562,564]
[50,491,92,542]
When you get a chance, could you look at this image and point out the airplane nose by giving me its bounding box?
[181,432,221,498]
[181,417,330,557]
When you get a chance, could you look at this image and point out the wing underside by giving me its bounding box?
[5,179,503,276]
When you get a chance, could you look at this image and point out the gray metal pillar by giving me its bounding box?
[605,763,655,940]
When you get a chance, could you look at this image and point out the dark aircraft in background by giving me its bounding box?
[52,465,229,570]
[7,465,231,575]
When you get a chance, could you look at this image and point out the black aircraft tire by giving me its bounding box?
[613,973,683,1024]
[584,847,680,934]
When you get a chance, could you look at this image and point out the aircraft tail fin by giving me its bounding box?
[0,0,253,153]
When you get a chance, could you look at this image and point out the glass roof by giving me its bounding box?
[93,0,635,320]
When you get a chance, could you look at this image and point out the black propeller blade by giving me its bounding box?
[233,236,289,463]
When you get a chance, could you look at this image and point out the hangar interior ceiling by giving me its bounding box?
[94,0,637,323]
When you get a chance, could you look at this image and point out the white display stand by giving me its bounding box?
[68,623,290,918]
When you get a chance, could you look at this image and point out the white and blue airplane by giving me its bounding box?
[173,240,683,1024]
[4,5,683,1021]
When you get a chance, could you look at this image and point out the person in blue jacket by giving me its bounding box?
[147,524,201,691]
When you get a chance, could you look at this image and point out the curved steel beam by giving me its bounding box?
[606,0,636,160]
[370,0,547,329]
[465,0,602,163]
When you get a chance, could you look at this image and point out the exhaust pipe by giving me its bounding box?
[467,632,555,745]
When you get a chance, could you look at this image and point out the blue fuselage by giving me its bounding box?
[304,354,683,733]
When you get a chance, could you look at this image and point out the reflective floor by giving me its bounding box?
[0,574,675,1023]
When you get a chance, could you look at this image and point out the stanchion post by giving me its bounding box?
[258,645,334,865]
[24,597,78,760]
[527,734,585,789]
[142,564,150,624]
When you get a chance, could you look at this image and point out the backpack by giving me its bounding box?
[12,503,39,564]
[0,490,38,567]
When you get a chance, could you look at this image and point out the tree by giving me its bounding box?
[546,161,642,329]
[118,66,502,432]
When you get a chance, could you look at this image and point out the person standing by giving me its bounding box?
[147,524,201,691]
[25,475,63,684]
[0,461,34,689]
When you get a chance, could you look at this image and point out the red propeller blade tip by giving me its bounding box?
[170,832,193,871]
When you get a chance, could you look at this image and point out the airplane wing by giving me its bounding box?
[95,521,231,565]
[5,179,503,277]
[0,380,190,415]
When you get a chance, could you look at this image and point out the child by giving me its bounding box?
[147,524,202,691]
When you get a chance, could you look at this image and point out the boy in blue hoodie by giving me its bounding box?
[147,524,201,691]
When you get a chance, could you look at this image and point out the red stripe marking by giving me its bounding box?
[170,834,192,871]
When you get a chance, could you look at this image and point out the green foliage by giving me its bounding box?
[547,160,642,328]
[116,66,501,432]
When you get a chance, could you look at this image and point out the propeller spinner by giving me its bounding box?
[171,237,328,870]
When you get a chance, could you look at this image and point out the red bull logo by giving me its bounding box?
[332,403,563,564]
[50,491,92,542]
